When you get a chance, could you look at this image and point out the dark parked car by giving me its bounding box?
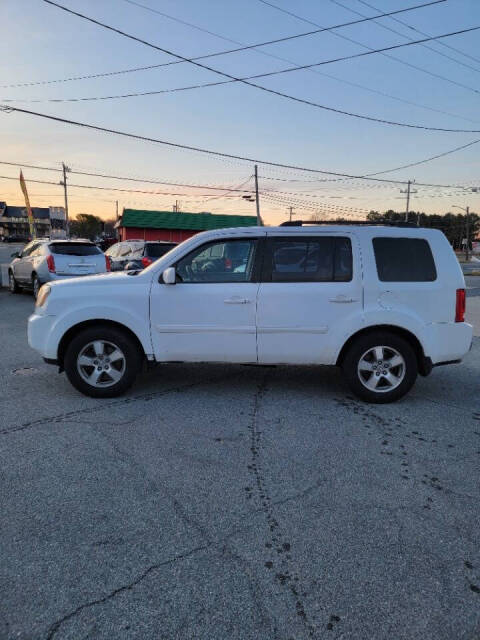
[105,240,177,271]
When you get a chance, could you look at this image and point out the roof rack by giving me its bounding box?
[279,220,418,228]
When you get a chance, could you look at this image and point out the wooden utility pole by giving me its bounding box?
[400,180,417,222]
[254,164,261,225]
[61,162,70,237]
[289,206,294,222]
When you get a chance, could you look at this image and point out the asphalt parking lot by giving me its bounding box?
[1,288,480,640]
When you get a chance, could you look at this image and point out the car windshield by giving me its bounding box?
[49,243,102,256]
[145,243,176,258]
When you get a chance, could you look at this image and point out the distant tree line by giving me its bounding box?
[69,214,116,240]
[366,210,479,249]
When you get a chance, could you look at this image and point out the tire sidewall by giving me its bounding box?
[9,271,19,293]
[64,326,142,398]
[32,275,40,300]
[343,332,417,404]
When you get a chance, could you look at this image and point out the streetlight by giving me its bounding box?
[451,204,471,262]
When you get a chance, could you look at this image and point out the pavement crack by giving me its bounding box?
[45,543,211,640]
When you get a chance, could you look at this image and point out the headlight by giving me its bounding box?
[35,284,51,308]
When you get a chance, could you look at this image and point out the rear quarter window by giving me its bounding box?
[49,243,102,256]
[373,237,437,282]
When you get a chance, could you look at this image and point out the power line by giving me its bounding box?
[0,174,246,197]
[356,0,480,66]
[329,0,480,75]
[0,160,256,193]
[363,138,480,177]
[3,3,473,125]
[37,0,480,132]
[35,0,446,77]
[9,20,480,108]
[256,0,480,97]
[3,105,480,189]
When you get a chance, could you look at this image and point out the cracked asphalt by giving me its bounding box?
[1,289,480,640]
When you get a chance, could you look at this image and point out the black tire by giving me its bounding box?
[64,325,143,398]
[32,274,41,300]
[342,332,417,404]
[8,270,20,294]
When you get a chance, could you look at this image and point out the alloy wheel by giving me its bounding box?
[357,345,406,393]
[76,340,126,388]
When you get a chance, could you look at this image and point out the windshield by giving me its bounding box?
[49,243,102,256]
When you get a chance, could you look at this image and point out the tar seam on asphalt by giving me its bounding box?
[0,374,236,437]
[246,374,327,637]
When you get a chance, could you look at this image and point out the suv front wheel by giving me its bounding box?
[342,332,417,404]
[64,326,142,398]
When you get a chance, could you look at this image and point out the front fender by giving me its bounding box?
[44,303,153,360]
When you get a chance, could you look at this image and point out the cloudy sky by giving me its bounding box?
[1,0,479,223]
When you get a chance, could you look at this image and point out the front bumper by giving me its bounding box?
[28,312,58,359]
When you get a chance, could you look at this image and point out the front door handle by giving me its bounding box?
[224,297,251,304]
[329,296,358,303]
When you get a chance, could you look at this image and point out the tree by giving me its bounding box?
[69,214,103,240]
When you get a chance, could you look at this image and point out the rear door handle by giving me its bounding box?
[224,297,251,304]
[329,296,357,303]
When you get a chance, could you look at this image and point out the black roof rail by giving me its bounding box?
[279,220,418,228]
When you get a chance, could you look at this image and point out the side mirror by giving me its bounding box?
[11,252,19,258]
[162,267,176,285]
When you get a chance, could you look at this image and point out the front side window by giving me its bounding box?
[268,236,352,282]
[176,239,257,283]
[373,237,437,282]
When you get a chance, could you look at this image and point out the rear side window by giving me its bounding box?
[145,243,176,258]
[49,243,101,256]
[268,236,352,282]
[373,237,437,282]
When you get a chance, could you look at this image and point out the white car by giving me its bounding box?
[28,223,472,403]
[9,239,109,298]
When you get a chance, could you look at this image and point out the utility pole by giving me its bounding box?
[400,180,417,223]
[115,200,119,221]
[254,164,261,225]
[60,162,70,237]
[289,206,294,222]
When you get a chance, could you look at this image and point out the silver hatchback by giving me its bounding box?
[9,239,109,298]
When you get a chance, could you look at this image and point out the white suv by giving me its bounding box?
[28,223,472,403]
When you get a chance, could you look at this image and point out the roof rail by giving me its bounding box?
[279,220,418,228]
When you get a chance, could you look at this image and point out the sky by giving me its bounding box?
[1,0,480,224]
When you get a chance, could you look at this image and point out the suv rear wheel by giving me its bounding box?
[342,332,417,403]
[64,326,142,398]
